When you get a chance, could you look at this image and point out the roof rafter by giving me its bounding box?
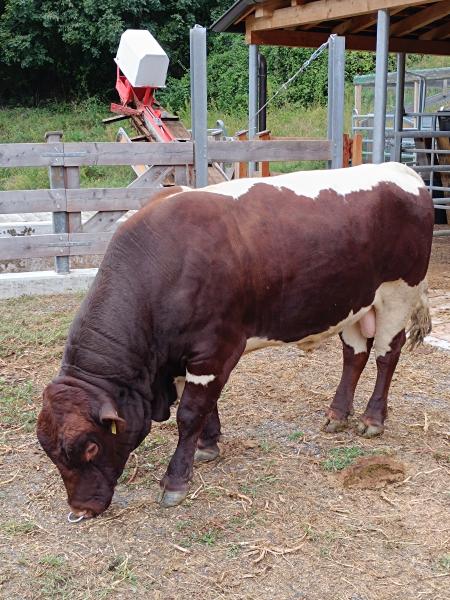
[332,7,403,35]
[419,19,450,40]
[247,0,439,32]
[390,0,450,36]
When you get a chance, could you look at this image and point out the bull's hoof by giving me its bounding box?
[194,445,220,463]
[356,420,384,438]
[323,418,348,433]
[157,487,189,508]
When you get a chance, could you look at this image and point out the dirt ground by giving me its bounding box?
[0,238,449,600]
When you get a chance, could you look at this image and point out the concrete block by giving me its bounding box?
[0,269,98,299]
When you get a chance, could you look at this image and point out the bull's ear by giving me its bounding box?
[84,441,99,462]
[98,398,126,434]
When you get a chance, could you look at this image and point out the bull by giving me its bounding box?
[37,162,433,519]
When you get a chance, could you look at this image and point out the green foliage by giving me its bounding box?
[0,0,227,103]
[0,0,423,110]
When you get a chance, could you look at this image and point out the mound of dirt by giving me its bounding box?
[340,455,406,489]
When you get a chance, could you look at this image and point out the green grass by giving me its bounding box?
[288,430,305,442]
[1,519,39,535]
[0,378,38,431]
[0,294,80,360]
[0,98,135,191]
[321,446,366,472]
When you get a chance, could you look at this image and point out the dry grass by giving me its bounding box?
[0,240,449,600]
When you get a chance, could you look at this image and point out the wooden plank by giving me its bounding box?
[249,29,450,55]
[390,1,450,36]
[82,212,125,234]
[0,186,162,214]
[0,142,64,167]
[246,0,438,32]
[0,231,113,260]
[209,140,331,162]
[0,234,70,259]
[62,141,193,166]
[420,20,450,41]
[0,141,193,168]
[0,189,66,214]
[66,186,161,212]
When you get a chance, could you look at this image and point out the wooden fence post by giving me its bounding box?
[236,130,248,179]
[46,131,69,274]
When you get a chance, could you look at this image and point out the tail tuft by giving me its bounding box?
[407,282,432,350]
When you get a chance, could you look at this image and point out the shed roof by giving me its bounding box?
[211,0,450,55]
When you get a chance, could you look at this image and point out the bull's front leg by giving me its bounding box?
[195,405,221,463]
[159,336,244,508]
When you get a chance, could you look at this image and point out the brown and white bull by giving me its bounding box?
[37,162,433,519]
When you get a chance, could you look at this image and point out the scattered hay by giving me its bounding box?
[339,456,406,489]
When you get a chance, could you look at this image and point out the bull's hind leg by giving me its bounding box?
[356,279,419,437]
[158,337,245,508]
[357,329,406,437]
[194,406,221,463]
[324,324,373,432]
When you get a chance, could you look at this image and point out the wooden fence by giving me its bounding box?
[0,135,332,270]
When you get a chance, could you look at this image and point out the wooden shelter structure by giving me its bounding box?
[211,1,450,163]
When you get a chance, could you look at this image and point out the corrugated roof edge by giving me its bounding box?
[210,0,264,33]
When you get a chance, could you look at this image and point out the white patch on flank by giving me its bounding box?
[244,278,427,358]
[185,370,216,386]
[199,162,424,200]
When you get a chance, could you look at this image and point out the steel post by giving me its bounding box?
[373,9,390,164]
[392,52,406,162]
[329,36,345,169]
[190,25,208,188]
[248,44,259,176]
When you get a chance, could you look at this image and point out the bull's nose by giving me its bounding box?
[69,506,95,519]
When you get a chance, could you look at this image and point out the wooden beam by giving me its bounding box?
[255,0,288,18]
[333,8,403,35]
[246,0,438,32]
[390,0,450,36]
[208,139,331,162]
[420,19,450,40]
[249,29,450,55]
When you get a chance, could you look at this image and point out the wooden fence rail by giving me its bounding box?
[0,137,332,267]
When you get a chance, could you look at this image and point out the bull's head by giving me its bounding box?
[37,381,136,519]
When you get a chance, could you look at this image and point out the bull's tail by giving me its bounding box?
[407,280,432,350]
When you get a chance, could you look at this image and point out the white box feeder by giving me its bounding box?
[115,30,169,88]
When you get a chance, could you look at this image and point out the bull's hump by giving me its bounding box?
[199,162,424,200]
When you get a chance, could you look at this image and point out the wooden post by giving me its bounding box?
[236,130,248,178]
[352,134,363,166]
[343,134,352,167]
[258,130,271,176]
[46,131,69,274]
[66,167,81,235]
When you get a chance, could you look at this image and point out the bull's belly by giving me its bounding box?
[245,304,375,354]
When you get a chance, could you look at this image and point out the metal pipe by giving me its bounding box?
[258,53,267,133]
[373,9,390,164]
[190,25,208,188]
[392,52,405,162]
[329,36,345,169]
[248,44,259,176]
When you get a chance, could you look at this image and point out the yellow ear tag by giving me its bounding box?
[111,422,117,435]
